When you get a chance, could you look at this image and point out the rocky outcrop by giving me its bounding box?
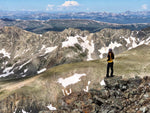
[0,92,52,113]
[58,76,150,113]
[1,76,150,113]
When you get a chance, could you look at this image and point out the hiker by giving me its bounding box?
[106,48,114,77]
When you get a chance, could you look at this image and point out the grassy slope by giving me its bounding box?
[0,44,150,104]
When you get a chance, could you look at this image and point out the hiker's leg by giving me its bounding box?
[106,63,110,77]
[110,62,114,77]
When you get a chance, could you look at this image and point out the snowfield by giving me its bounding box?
[62,35,95,61]
[58,73,87,88]
[98,41,122,58]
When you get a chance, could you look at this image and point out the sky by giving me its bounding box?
[0,0,149,13]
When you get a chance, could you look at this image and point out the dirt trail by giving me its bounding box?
[0,75,41,92]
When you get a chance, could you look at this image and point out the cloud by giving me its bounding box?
[141,4,148,10]
[46,4,54,11]
[62,1,79,7]
[46,1,80,12]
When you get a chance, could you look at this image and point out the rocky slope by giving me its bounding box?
[0,44,150,113]
[0,26,150,80]
[58,76,150,113]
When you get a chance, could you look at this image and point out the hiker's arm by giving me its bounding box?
[112,53,114,59]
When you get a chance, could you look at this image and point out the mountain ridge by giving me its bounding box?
[0,26,150,80]
[1,19,150,34]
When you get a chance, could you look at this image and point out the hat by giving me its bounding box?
[109,48,112,52]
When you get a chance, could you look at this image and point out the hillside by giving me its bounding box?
[0,26,150,80]
[0,44,150,112]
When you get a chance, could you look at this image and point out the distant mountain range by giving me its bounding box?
[1,11,150,24]
[1,19,150,34]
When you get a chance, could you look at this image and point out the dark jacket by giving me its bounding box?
[107,52,114,63]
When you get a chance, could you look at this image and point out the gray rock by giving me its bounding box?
[140,106,149,113]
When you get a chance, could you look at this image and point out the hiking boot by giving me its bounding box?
[106,74,109,77]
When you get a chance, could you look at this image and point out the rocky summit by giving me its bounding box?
[56,76,150,113]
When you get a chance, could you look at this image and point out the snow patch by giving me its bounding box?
[98,41,122,58]
[124,37,131,46]
[47,104,57,111]
[62,36,79,48]
[22,109,28,113]
[62,35,95,61]
[58,73,86,88]
[140,107,147,113]
[37,68,46,74]
[100,79,106,86]
[0,66,14,78]
[80,37,95,61]
[22,49,30,55]
[145,37,150,45]
[24,69,28,73]
[13,108,17,113]
[0,49,11,58]
[128,36,138,50]
[41,45,46,50]
[14,54,19,59]
[127,35,150,50]
[19,59,32,70]
[62,88,72,96]
[120,36,131,46]
[138,40,145,46]
[45,46,57,54]
[83,81,91,92]
[21,74,26,77]
[40,34,42,37]
[39,45,57,56]
[120,35,149,50]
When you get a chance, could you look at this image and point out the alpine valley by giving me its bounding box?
[0,24,150,112]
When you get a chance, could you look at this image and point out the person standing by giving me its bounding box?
[106,48,114,78]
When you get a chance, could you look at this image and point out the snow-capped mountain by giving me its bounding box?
[0,26,150,80]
